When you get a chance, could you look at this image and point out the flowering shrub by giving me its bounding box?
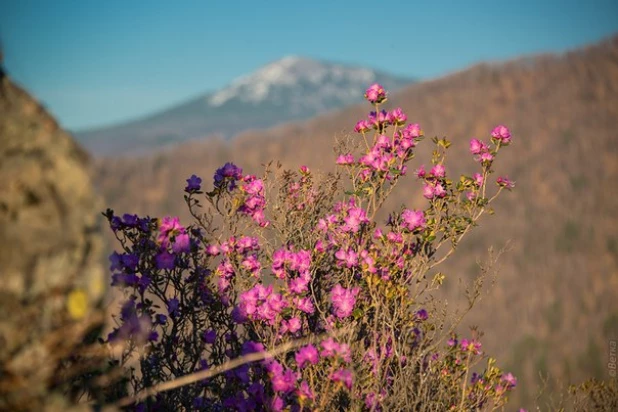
[100,84,518,410]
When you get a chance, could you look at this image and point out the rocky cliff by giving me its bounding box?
[0,72,106,410]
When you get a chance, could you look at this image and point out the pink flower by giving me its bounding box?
[387,231,403,243]
[387,107,407,125]
[491,124,512,144]
[335,248,358,268]
[172,233,191,253]
[480,152,494,163]
[331,368,354,390]
[502,372,517,388]
[342,206,369,233]
[282,317,301,334]
[434,183,446,197]
[461,339,482,354]
[336,153,355,165]
[293,296,315,314]
[496,176,515,190]
[473,172,484,186]
[158,216,186,248]
[321,338,337,357]
[423,183,435,199]
[330,284,360,318]
[271,368,297,393]
[415,165,426,178]
[241,255,261,275]
[469,138,485,155]
[295,344,319,368]
[354,120,371,133]
[375,134,391,149]
[288,277,308,294]
[404,123,422,138]
[159,216,183,235]
[237,236,259,253]
[401,209,426,231]
[368,110,388,129]
[364,83,387,104]
[298,380,315,400]
[431,164,445,178]
[243,178,263,195]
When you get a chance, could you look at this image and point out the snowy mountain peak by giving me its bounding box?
[208,56,381,107]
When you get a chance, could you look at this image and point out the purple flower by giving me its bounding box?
[185,174,202,192]
[148,330,159,342]
[416,309,428,321]
[110,216,123,231]
[155,251,175,270]
[122,214,138,227]
[155,314,167,325]
[121,253,139,271]
[214,162,243,190]
[167,297,179,317]
[109,251,123,271]
[172,233,191,253]
[295,344,319,368]
[202,329,216,344]
[111,273,139,287]
[242,340,265,355]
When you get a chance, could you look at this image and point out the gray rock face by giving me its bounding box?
[0,74,106,410]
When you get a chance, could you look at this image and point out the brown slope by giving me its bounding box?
[95,34,618,407]
[0,73,105,410]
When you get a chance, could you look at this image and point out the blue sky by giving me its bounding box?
[2,0,617,131]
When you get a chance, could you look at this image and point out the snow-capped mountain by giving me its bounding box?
[76,56,413,156]
[209,56,378,107]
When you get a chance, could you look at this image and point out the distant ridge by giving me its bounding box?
[76,56,413,156]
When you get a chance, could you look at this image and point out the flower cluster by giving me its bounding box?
[98,84,518,411]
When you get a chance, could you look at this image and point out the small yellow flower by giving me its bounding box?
[67,288,89,320]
